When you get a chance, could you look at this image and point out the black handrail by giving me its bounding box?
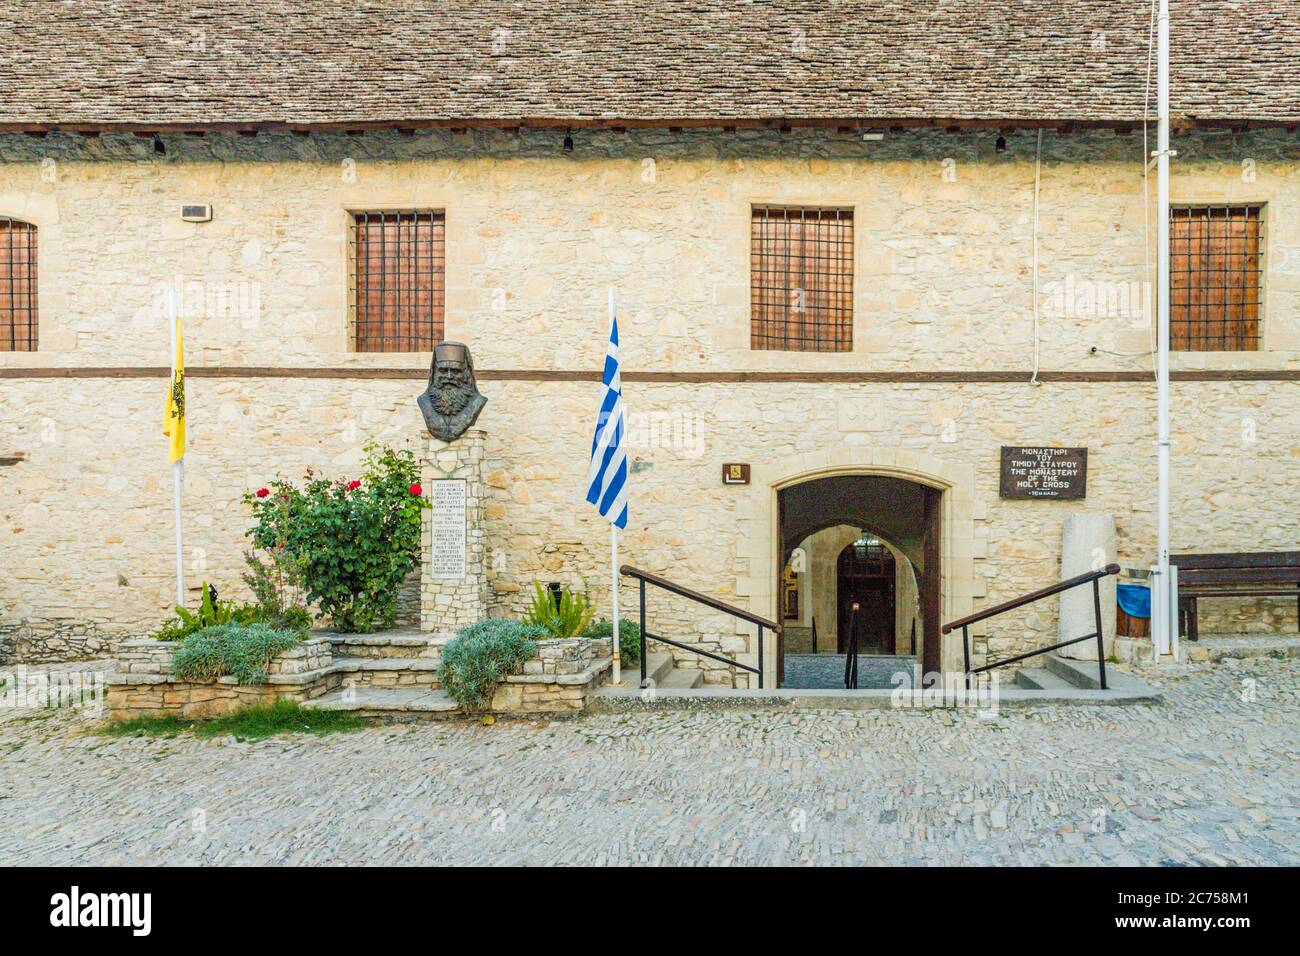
[942,563,1120,690]
[620,565,777,689]
[843,602,860,689]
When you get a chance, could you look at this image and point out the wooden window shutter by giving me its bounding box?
[1169,205,1263,351]
[0,218,38,352]
[751,206,853,352]
[351,210,445,352]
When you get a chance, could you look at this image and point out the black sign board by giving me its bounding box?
[999,446,1087,499]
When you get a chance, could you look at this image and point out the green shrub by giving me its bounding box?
[242,549,312,634]
[522,581,594,638]
[581,617,642,666]
[244,443,428,633]
[439,619,545,710]
[171,623,302,685]
[153,582,256,642]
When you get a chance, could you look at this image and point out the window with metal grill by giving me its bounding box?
[350,210,445,352]
[1170,205,1263,351]
[751,206,853,352]
[1,218,37,351]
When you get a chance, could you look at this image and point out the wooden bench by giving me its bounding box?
[1172,551,1300,641]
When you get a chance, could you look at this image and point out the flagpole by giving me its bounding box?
[608,286,622,685]
[169,288,185,608]
[1153,0,1173,657]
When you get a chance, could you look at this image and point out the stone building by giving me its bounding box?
[0,2,1297,687]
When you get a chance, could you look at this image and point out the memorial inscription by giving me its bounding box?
[428,479,468,579]
[999,446,1088,499]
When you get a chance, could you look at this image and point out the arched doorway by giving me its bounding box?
[836,536,896,654]
[777,473,943,685]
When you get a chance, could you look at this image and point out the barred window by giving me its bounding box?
[350,210,445,352]
[1170,205,1263,351]
[1,218,37,351]
[751,206,853,352]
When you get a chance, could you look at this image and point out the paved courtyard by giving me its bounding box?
[1,655,1296,865]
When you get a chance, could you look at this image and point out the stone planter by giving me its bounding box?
[106,631,615,721]
[106,638,336,720]
[489,636,614,715]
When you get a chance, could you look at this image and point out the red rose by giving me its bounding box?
[255,488,269,498]
[409,484,422,496]
[348,480,361,490]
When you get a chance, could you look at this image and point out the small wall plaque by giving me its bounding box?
[999,446,1087,499]
[428,479,468,579]
[722,463,751,485]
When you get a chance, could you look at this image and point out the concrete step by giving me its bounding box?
[1044,653,1150,692]
[657,667,704,689]
[332,656,441,687]
[304,686,458,718]
[639,652,674,687]
[1014,667,1075,690]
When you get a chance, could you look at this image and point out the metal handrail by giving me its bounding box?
[843,602,860,689]
[620,564,777,689]
[942,564,1121,690]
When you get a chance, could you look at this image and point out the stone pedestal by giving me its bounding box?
[419,428,489,634]
[1058,512,1117,660]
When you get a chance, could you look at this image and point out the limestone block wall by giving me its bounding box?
[1,127,1297,675]
[6,374,1294,674]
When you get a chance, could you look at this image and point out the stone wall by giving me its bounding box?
[2,127,1297,676]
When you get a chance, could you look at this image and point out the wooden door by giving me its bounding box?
[837,541,896,654]
[921,488,943,682]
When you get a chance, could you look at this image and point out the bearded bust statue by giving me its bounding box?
[417,341,487,442]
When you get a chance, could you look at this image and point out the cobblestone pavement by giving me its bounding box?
[1,656,1296,865]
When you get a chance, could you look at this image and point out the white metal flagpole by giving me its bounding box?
[608,286,622,685]
[1153,0,1173,656]
[169,288,185,608]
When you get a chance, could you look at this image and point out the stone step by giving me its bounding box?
[657,667,704,689]
[1044,653,1149,692]
[1014,667,1075,690]
[304,686,458,718]
[332,656,441,688]
[320,630,449,660]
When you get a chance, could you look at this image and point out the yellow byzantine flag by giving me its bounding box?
[163,317,186,462]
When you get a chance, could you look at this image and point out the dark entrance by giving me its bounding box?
[778,473,943,684]
[836,538,896,654]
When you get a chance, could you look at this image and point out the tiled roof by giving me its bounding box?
[0,1,1296,130]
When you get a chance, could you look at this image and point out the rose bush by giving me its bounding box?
[244,443,428,633]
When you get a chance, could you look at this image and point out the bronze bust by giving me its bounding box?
[417,341,487,442]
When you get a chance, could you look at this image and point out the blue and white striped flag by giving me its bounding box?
[585,303,628,529]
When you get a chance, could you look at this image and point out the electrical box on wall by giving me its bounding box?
[181,204,212,223]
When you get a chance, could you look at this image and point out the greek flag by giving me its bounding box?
[585,303,628,529]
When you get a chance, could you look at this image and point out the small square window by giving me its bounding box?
[1169,205,1263,351]
[751,206,853,352]
[0,218,38,351]
[350,210,445,352]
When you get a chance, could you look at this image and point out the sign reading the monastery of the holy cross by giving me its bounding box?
[428,479,467,579]
[999,446,1088,499]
